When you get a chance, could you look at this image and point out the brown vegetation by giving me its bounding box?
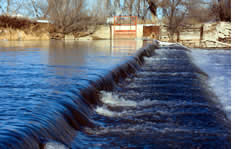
[0,0,231,42]
[0,15,51,32]
[0,15,49,40]
[0,15,35,30]
[46,0,91,34]
[209,0,231,22]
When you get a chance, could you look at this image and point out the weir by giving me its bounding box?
[0,41,230,149]
[73,42,230,148]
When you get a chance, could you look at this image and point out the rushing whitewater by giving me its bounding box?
[191,49,231,119]
[0,40,230,149]
[72,43,230,148]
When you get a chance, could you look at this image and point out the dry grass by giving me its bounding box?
[0,15,51,40]
[0,15,36,30]
[0,15,52,32]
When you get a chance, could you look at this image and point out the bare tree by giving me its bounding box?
[6,0,10,13]
[0,0,4,13]
[30,0,41,18]
[103,0,123,16]
[146,0,158,22]
[210,0,231,22]
[135,0,141,17]
[146,0,170,23]
[21,0,48,18]
[184,0,211,23]
[142,0,149,21]
[161,0,188,41]
[104,0,112,16]
[0,0,22,15]
[132,0,149,22]
[44,0,99,34]
[114,0,122,13]
[124,0,135,16]
[89,0,108,24]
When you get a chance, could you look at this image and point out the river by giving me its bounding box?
[0,40,230,149]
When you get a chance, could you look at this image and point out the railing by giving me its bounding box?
[113,16,137,39]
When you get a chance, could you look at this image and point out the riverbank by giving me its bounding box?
[0,15,50,40]
[0,16,231,49]
[0,27,50,41]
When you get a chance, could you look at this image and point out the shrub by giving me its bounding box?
[0,15,36,30]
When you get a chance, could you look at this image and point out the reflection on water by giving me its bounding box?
[112,40,143,55]
[0,40,143,63]
[0,40,143,74]
[0,40,145,148]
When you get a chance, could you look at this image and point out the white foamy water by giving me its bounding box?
[96,91,135,117]
[144,56,169,63]
[95,106,124,117]
[158,41,175,46]
[144,57,161,62]
[99,91,165,108]
[99,91,137,107]
[84,122,198,136]
[191,49,231,119]
[44,142,69,149]
[95,91,172,117]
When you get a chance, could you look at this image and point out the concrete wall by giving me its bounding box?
[136,24,143,39]
[92,25,111,39]
[111,25,143,39]
[65,25,111,40]
[74,22,230,48]
[159,22,231,48]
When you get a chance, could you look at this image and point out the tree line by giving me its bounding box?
[0,0,231,36]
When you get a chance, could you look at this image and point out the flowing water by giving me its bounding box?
[0,40,230,149]
[191,49,231,119]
